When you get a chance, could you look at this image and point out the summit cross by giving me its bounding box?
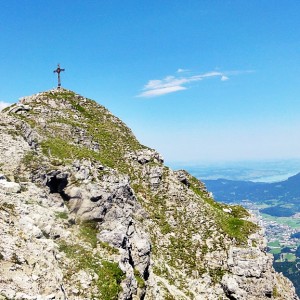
[53,64,65,88]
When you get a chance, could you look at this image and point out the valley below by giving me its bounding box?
[180,161,300,297]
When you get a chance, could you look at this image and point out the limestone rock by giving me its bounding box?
[8,103,31,114]
[174,170,190,187]
[0,174,21,193]
[126,149,164,165]
[0,88,297,300]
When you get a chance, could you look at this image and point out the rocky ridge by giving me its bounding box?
[0,88,298,300]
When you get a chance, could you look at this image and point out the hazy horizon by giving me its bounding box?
[168,158,300,183]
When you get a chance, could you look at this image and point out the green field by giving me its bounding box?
[284,253,296,262]
[261,213,300,229]
[270,248,281,255]
[268,240,281,247]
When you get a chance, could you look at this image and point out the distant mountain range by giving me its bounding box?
[204,173,300,216]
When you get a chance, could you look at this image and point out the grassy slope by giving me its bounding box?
[7,89,260,296]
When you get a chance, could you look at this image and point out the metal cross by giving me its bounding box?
[53,64,65,88]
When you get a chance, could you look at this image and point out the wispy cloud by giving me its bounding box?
[177,68,189,73]
[137,69,252,98]
[221,75,229,81]
[139,85,187,97]
[0,101,10,111]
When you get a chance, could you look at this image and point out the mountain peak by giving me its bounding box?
[0,90,298,299]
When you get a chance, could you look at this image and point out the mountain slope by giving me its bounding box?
[0,88,298,300]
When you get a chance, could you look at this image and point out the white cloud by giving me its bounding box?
[137,69,231,98]
[177,68,189,73]
[221,75,229,81]
[139,86,187,98]
[200,71,222,78]
[0,101,10,111]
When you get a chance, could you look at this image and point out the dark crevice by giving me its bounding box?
[90,195,102,202]
[60,191,70,201]
[143,265,149,281]
[265,291,272,298]
[102,207,107,215]
[128,248,135,268]
[221,285,238,300]
[225,294,237,300]
[121,236,128,249]
[92,217,104,222]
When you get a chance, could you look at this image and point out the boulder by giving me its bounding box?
[8,104,31,114]
[0,175,21,193]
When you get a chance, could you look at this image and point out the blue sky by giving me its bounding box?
[1,1,300,163]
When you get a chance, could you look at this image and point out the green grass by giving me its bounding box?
[188,174,258,244]
[55,211,68,220]
[58,240,124,299]
[70,100,86,113]
[150,196,173,234]
[41,138,102,162]
[79,221,99,248]
[2,106,12,113]
[218,215,258,244]
[273,286,279,298]
[99,241,119,255]
[0,202,16,215]
[164,294,176,300]
[21,150,41,170]
[134,268,145,288]
[209,268,225,284]
[43,90,76,100]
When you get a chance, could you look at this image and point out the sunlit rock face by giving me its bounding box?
[0,88,298,300]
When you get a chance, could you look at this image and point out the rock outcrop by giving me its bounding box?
[0,88,298,300]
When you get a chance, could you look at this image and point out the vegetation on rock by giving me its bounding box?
[0,88,297,300]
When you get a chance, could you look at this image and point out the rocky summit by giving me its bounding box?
[0,88,298,300]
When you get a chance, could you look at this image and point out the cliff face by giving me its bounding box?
[0,88,298,300]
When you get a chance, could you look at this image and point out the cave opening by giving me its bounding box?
[45,172,69,200]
